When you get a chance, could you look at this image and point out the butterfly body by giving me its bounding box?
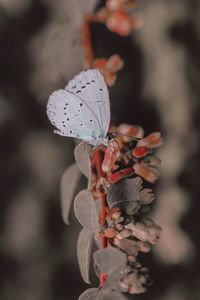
[47,69,110,147]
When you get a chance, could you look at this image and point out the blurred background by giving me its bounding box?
[0,0,200,299]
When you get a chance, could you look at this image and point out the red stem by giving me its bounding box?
[100,193,108,287]
[92,149,106,178]
[80,11,108,68]
[81,14,97,68]
[93,149,108,287]
[101,194,107,246]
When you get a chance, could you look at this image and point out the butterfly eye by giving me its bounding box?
[107,132,115,140]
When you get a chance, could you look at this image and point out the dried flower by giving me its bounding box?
[92,55,124,86]
[105,10,140,36]
[97,0,141,36]
[106,0,135,11]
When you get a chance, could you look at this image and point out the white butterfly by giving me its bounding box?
[47,69,111,147]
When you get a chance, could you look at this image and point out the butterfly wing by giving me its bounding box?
[65,69,110,138]
[47,89,102,143]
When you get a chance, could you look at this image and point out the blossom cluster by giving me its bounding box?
[83,124,162,297]
[92,124,163,193]
[60,123,163,299]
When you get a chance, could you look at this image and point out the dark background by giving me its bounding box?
[0,0,200,299]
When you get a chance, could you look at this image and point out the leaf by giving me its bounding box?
[107,178,140,215]
[95,198,101,218]
[114,238,140,256]
[94,248,126,290]
[77,228,94,284]
[78,288,99,300]
[74,189,99,233]
[78,287,128,300]
[99,289,128,300]
[74,142,92,178]
[60,163,81,224]
[94,236,101,249]
[103,265,124,290]
[93,248,126,275]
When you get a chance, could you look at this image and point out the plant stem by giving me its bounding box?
[93,149,108,287]
[100,193,108,287]
[81,14,96,68]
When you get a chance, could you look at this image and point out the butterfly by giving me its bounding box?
[47,69,112,147]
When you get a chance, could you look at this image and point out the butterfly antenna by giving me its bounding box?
[111,132,141,141]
